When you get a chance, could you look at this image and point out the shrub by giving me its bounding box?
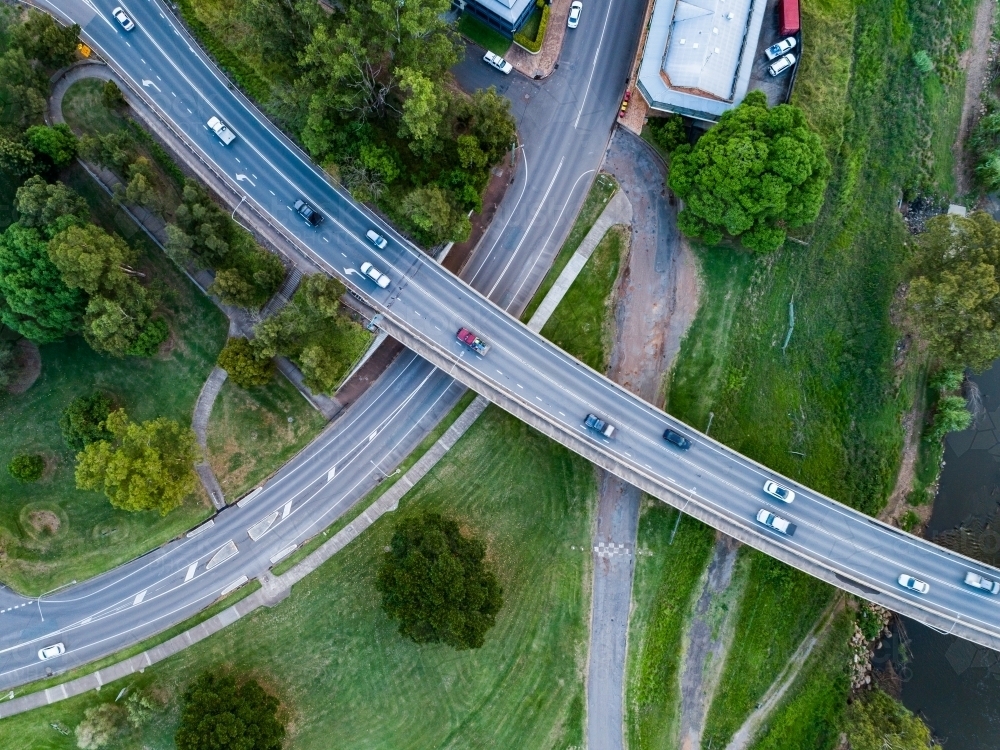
[126,318,169,357]
[375,512,503,649]
[648,115,687,154]
[912,50,934,74]
[900,510,921,532]
[930,395,972,439]
[102,80,127,110]
[60,392,115,450]
[8,453,44,482]
[514,1,549,54]
[175,670,284,750]
[75,703,126,750]
[217,337,273,388]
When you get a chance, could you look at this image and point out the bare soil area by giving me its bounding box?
[6,339,40,395]
[954,0,997,195]
[27,510,60,536]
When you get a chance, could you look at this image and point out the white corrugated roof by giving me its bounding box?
[662,0,753,100]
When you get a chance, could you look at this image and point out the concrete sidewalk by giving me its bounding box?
[528,187,632,332]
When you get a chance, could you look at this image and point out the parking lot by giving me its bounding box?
[747,0,798,106]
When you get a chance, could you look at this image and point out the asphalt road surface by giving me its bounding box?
[10,0,1000,690]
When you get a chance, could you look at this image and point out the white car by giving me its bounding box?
[568,1,583,28]
[112,6,135,31]
[38,642,65,661]
[366,229,388,250]
[898,574,930,595]
[763,480,795,503]
[964,571,1000,594]
[360,262,390,289]
[483,51,513,75]
[765,36,797,61]
[768,53,796,77]
[756,509,796,536]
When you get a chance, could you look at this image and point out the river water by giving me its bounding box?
[897,361,1000,749]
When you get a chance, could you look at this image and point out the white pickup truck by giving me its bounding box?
[207,116,236,145]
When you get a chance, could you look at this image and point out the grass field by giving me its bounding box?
[206,375,328,500]
[747,608,852,750]
[522,174,618,322]
[625,502,716,750]
[540,225,627,372]
[0,163,226,596]
[458,14,512,55]
[0,406,596,750]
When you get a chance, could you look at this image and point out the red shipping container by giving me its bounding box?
[779,0,800,35]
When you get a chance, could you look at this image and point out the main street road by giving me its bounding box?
[10,0,1000,689]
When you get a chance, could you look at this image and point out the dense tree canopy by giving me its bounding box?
[845,689,935,750]
[75,409,198,514]
[175,671,284,750]
[60,392,115,450]
[15,175,89,237]
[217,337,274,388]
[669,91,830,252]
[375,512,503,649]
[907,211,1000,371]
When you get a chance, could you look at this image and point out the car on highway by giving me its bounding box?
[964,571,1000,594]
[568,1,583,28]
[293,199,323,226]
[456,327,490,356]
[898,574,930,595]
[207,116,236,145]
[763,480,795,503]
[756,508,796,536]
[366,229,388,250]
[360,261,390,288]
[112,6,134,30]
[38,642,65,661]
[483,51,513,75]
[765,36,797,60]
[662,428,691,450]
[768,53,797,76]
[585,413,615,438]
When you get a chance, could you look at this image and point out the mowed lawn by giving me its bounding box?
[0,406,596,749]
[0,164,227,596]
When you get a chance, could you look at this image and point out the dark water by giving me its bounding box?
[898,362,1000,749]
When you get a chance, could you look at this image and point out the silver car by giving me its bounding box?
[964,571,1000,594]
[898,574,930,595]
[38,642,65,661]
[768,53,796,77]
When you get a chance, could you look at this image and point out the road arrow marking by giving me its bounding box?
[184,562,197,582]
[141,79,161,92]
[236,173,256,187]
[344,267,362,277]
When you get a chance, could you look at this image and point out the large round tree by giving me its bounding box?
[668,91,830,253]
[376,512,503,650]
[175,670,284,750]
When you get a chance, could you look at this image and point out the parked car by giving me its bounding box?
[207,116,236,145]
[898,574,930,595]
[763,480,795,503]
[366,229,388,250]
[756,509,796,536]
[360,261,390,289]
[768,53,796,77]
[112,6,134,30]
[584,413,615,438]
[964,571,1000,594]
[483,51,513,75]
[662,428,691,450]
[568,1,583,28]
[456,327,490,356]
[38,642,65,661]
[619,89,632,119]
[293,199,323,226]
[765,36,797,61]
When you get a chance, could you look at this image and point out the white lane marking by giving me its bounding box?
[468,149,529,285]
[341,253,347,258]
[575,0,617,128]
[322,237,329,242]
[281,500,292,520]
[171,90,176,97]
[183,562,197,582]
[235,157,241,163]
[206,540,238,570]
[236,487,263,508]
[132,590,146,606]
[140,58,146,64]
[186,519,214,537]
[536,396,543,402]
[269,190,275,196]
[559,411,566,416]
[516,383,523,389]
[248,511,279,541]
[327,467,336,482]
[186,108,192,114]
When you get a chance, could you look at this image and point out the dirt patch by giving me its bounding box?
[954,0,997,195]
[6,339,41,394]
[27,510,60,536]
[335,336,405,406]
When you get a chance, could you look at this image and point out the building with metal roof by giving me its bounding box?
[636,0,769,121]
[455,0,538,37]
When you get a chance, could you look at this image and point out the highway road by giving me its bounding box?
[7,0,1000,692]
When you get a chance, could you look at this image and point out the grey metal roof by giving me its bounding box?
[467,0,535,24]
[637,0,767,121]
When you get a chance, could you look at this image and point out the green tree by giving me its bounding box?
[907,212,1000,371]
[74,703,126,750]
[375,512,503,649]
[299,273,345,317]
[172,179,232,267]
[47,224,141,298]
[10,11,80,69]
[931,395,972,439]
[102,80,127,111]
[401,185,471,245]
[649,115,687,154]
[15,176,88,238]
[0,134,40,177]
[25,124,78,168]
[845,689,935,750]
[0,222,84,343]
[60,392,115,450]
[120,157,158,209]
[175,670,284,750]
[8,453,44,482]
[398,67,445,150]
[217,337,273,387]
[0,48,47,129]
[298,343,342,393]
[75,409,198,514]
[0,338,13,392]
[669,91,830,252]
[82,292,159,358]
[464,87,516,165]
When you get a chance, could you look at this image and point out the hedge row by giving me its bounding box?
[514,1,550,54]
